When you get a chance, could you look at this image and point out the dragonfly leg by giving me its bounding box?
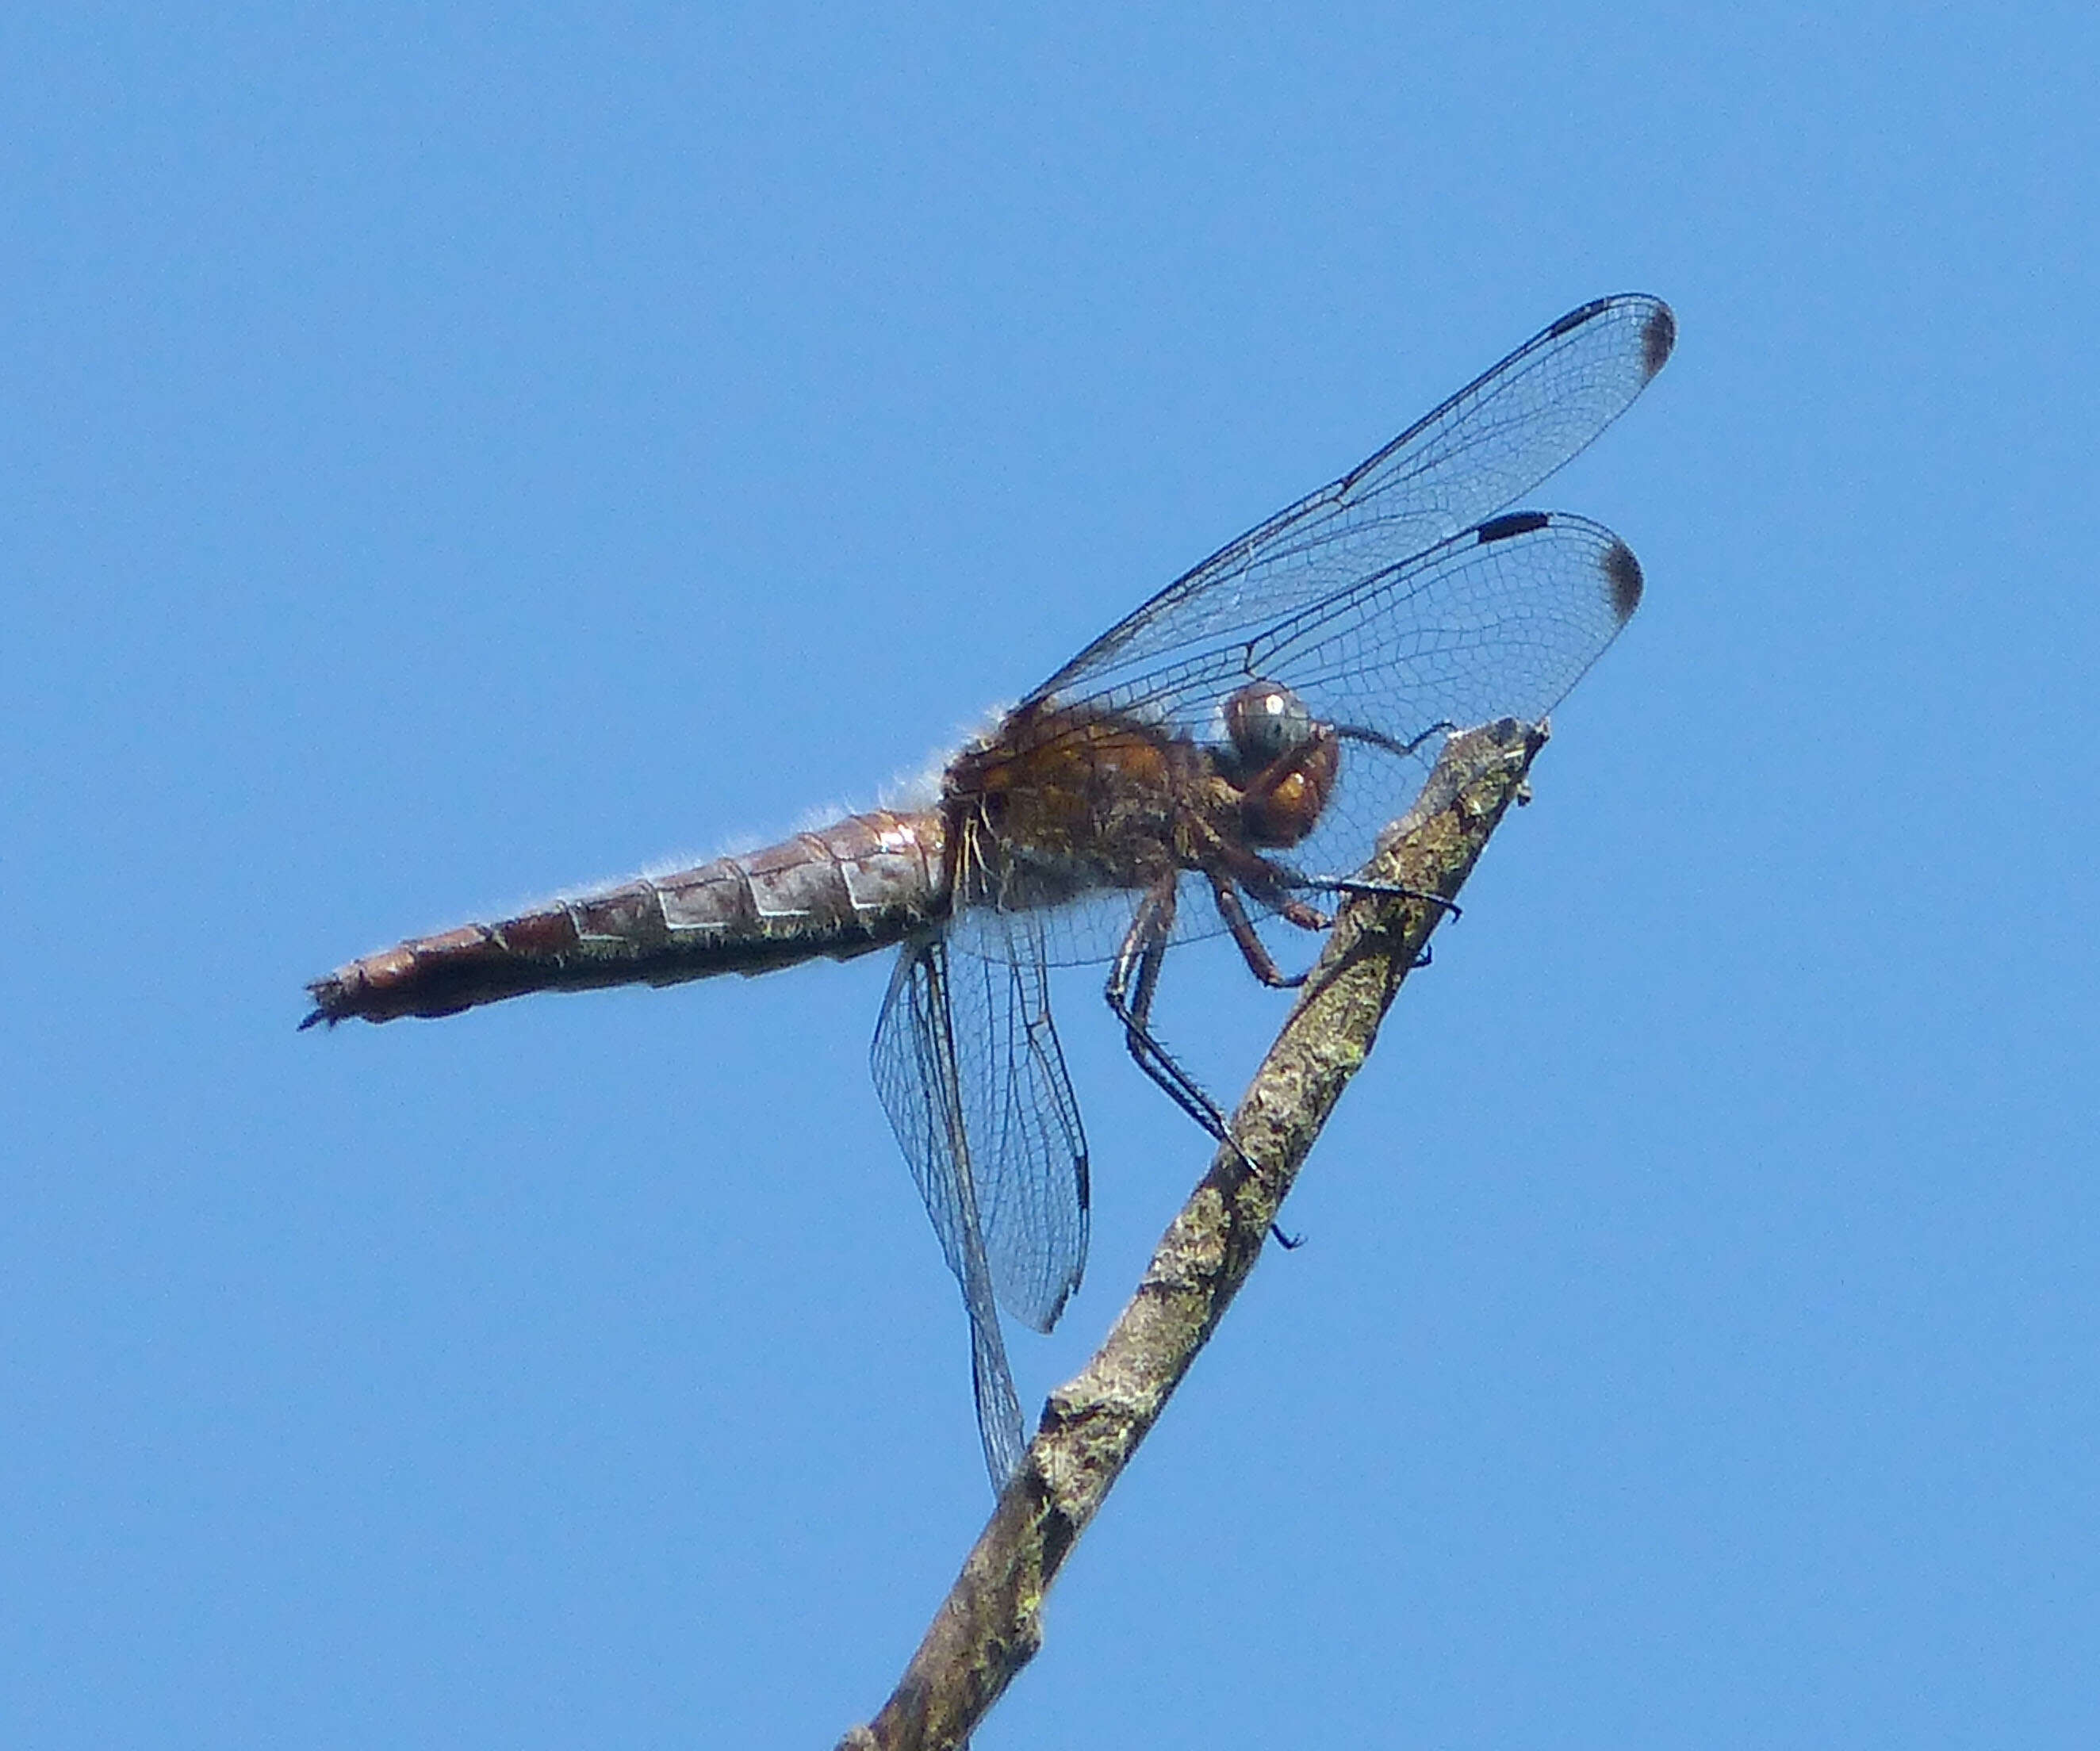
[1106,880,1297,1256]
[1206,871,1308,990]
[1275,896,1332,933]
[1105,879,1233,1141]
[1312,873,1463,923]
[1198,829,1336,934]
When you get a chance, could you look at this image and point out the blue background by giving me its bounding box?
[6,6,2095,1745]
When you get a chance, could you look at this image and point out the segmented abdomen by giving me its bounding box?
[304,809,948,1026]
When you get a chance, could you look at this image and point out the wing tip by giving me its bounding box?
[1548,293,1676,381]
[1602,538,1645,623]
[1641,301,1677,381]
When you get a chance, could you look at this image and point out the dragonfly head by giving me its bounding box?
[1221,681,1316,764]
[1221,680,1340,849]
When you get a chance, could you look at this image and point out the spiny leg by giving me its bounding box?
[1309,872,1462,921]
[1105,879,1231,1139]
[1106,876,1299,1244]
[1299,873,1458,970]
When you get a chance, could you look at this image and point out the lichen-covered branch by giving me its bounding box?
[838,717,1550,1751]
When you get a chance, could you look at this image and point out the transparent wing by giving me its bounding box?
[869,920,1090,1482]
[871,937,1026,1485]
[1029,293,1673,707]
[954,512,1643,979]
[953,878,1226,972]
[1075,512,1642,890]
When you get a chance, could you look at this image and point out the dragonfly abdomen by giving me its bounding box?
[301,809,948,1027]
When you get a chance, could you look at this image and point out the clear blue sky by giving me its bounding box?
[6,6,2095,1746]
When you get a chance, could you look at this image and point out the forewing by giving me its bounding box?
[1030,293,1672,705]
[1102,512,1645,885]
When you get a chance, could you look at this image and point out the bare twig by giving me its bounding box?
[838,717,1550,1751]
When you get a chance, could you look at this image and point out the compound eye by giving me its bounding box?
[1222,681,1314,763]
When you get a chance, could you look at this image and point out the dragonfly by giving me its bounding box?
[305,293,1675,1487]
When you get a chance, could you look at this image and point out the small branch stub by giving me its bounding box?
[839,718,1550,1751]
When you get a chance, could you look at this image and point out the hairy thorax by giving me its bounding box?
[942,694,1339,914]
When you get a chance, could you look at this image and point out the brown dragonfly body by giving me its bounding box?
[305,687,1339,1029]
[307,293,1674,1485]
[303,807,951,1026]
